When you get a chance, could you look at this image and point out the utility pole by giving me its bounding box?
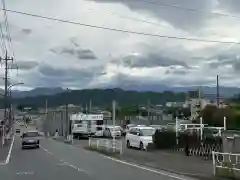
[147,100,150,124]
[216,74,220,108]
[65,88,69,139]
[89,99,92,114]
[1,52,13,144]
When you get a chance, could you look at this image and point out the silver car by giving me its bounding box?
[21,131,40,149]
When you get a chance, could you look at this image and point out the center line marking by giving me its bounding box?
[40,145,91,176]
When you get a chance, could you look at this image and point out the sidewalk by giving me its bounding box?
[118,149,217,180]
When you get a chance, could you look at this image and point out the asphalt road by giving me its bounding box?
[0,129,196,180]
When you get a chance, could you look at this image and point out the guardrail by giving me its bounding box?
[89,138,123,155]
[212,151,240,178]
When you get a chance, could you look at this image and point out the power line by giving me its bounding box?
[1,0,16,61]
[120,0,240,19]
[3,8,240,45]
[85,8,164,27]
[0,24,6,56]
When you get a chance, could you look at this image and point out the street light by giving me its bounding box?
[7,82,24,118]
[7,82,24,91]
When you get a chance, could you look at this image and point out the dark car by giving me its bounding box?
[21,131,40,149]
[16,129,20,133]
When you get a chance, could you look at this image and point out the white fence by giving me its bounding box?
[89,138,123,155]
[212,151,240,178]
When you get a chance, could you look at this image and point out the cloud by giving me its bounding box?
[50,40,97,60]
[112,53,187,68]
[21,28,32,35]
[11,61,39,70]
[165,66,189,75]
[22,63,106,88]
[88,0,214,31]
[4,0,240,89]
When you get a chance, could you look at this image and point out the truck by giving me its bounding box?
[70,112,104,139]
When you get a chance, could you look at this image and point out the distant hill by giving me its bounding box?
[11,87,65,98]
[8,85,240,98]
[9,88,187,108]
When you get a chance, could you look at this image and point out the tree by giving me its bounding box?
[199,105,218,126]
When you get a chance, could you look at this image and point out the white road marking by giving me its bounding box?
[0,135,15,165]
[40,146,90,176]
[40,146,53,156]
[16,171,34,175]
[101,155,191,180]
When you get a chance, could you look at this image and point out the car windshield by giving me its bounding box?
[23,132,38,138]
[140,129,155,136]
[109,127,121,131]
[127,124,136,129]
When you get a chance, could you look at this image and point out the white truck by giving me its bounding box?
[70,113,104,138]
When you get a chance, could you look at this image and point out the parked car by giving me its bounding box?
[21,131,40,149]
[126,126,155,150]
[103,126,122,138]
[123,124,136,136]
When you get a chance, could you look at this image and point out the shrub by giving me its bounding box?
[153,130,177,149]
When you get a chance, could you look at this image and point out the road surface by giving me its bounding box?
[0,131,195,180]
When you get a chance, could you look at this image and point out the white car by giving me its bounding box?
[103,126,122,138]
[126,126,155,150]
[123,124,136,136]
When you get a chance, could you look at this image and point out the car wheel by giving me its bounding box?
[37,145,40,148]
[21,146,24,150]
[126,140,131,148]
[139,142,144,151]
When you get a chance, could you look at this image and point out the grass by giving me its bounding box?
[215,162,237,179]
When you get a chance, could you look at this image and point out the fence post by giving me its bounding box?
[120,140,123,155]
[175,117,179,145]
[97,140,99,149]
[200,117,203,142]
[223,116,226,131]
[212,151,216,176]
[88,137,91,147]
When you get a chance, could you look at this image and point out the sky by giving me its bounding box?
[1,0,240,90]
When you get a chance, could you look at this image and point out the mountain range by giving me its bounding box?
[7,86,240,98]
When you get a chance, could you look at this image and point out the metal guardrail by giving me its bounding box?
[212,151,240,177]
[89,138,123,155]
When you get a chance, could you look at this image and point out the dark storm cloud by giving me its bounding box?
[207,54,240,72]
[76,49,97,60]
[21,28,32,35]
[89,0,214,30]
[11,61,39,70]
[165,67,188,75]
[116,53,187,68]
[37,64,105,83]
[50,42,97,60]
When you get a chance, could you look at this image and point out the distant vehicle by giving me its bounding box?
[149,125,165,131]
[103,126,122,138]
[15,129,20,133]
[126,126,155,150]
[123,124,136,136]
[70,113,104,138]
[137,124,147,127]
[21,131,40,149]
